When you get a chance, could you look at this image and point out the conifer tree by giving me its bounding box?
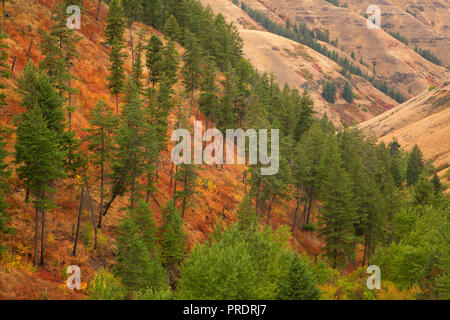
[431,172,443,196]
[413,173,433,205]
[115,207,167,293]
[237,194,258,232]
[278,254,321,300]
[198,55,219,120]
[163,15,181,42]
[0,32,9,110]
[318,137,357,268]
[105,0,127,114]
[0,132,12,234]
[343,81,353,103]
[181,31,202,108]
[145,35,164,87]
[84,100,119,228]
[160,201,187,268]
[160,39,179,88]
[15,106,65,265]
[407,145,425,186]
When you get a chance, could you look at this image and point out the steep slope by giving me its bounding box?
[201,0,400,127]
[241,0,449,96]
[359,82,450,171]
[0,0,322,299]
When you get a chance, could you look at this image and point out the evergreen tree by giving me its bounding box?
[145,35,163,87]
[105,0,127,114]
[84,100,119,228]
[431,172,443,196]
[413,173,433,205]
[0,132,12,234]
[406,145,424,186]
[181,31,202,107]
[237,194,258,232]
[278,254,321,300]
[318,138,357,268]
[160,39,179,88]
[0,32,8,110]
[159,201,187,268]
[321,81,337,104]
[198,55,219,120]
[115,208,167,293]
[342,81,353,103]
[15,106,65,265]
[163,15,181,42]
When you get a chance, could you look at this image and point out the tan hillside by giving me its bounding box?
[201,0,400,127]
[359,82,450,171]
[242,0,449,96]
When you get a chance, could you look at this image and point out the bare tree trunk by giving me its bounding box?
[181,173,187,218]
[291,192,300,234]
[40,208,45,265]
[266,194,275,224]
[2,0,5,34]
[85,185,98,250]
[73,187,84,256]
[10,56,16,77]
[34,201,39,267]
[96,0,101,21]
[305,195,313,224]
[26,40,33,62]
[169,161,174,187]
[97,130,104,229]
[173,165,178,203]
[115,93,119,115]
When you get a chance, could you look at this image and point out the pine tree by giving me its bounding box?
[15,106,65,265]
[159,201,187,268]
[406,145,424,186]
[413,173,433,205]
[181,31,202,108]
[105,0,127,114]
[84,100,119,228]
[163,15,181,42]
[318,138,357,268]
[115,208,167,293]
[0,32,9,110]
[160,39,179,88]
[16,62,68,151]
[278,254,321,300]
[237,194,258,232]
[131,31,145,93]
[431,172,443,196]
[343,81,353,103]
[198,55,219,120]
[0,132,12,234]
[145,35,164,87]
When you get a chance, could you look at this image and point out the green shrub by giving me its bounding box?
[88,269,126,300]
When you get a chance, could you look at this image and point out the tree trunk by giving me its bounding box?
[305,194,313,224]
[173,165,178,203]
[181,173,187,218]
[2,1,5,34]
[85,185,98,250]
[98,130,104,229]
[169,161,174,187]
[291,192,300,234]
[40,208,45,265]
[73,187,84,256]
[115,93,119,115]
[34,202,39,267]
[130,152,137,209]
[266,194,275,224]
[96,0,101,21]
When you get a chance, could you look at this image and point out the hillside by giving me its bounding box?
[0,0,448,301]
[211,0,449,97]
[360,82,450,177]
[0,0,321,299]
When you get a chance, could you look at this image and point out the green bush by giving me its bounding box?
[88,269,126,300]
[176,224,320,300]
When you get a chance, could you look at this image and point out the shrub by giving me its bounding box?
[88,269,126,300]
